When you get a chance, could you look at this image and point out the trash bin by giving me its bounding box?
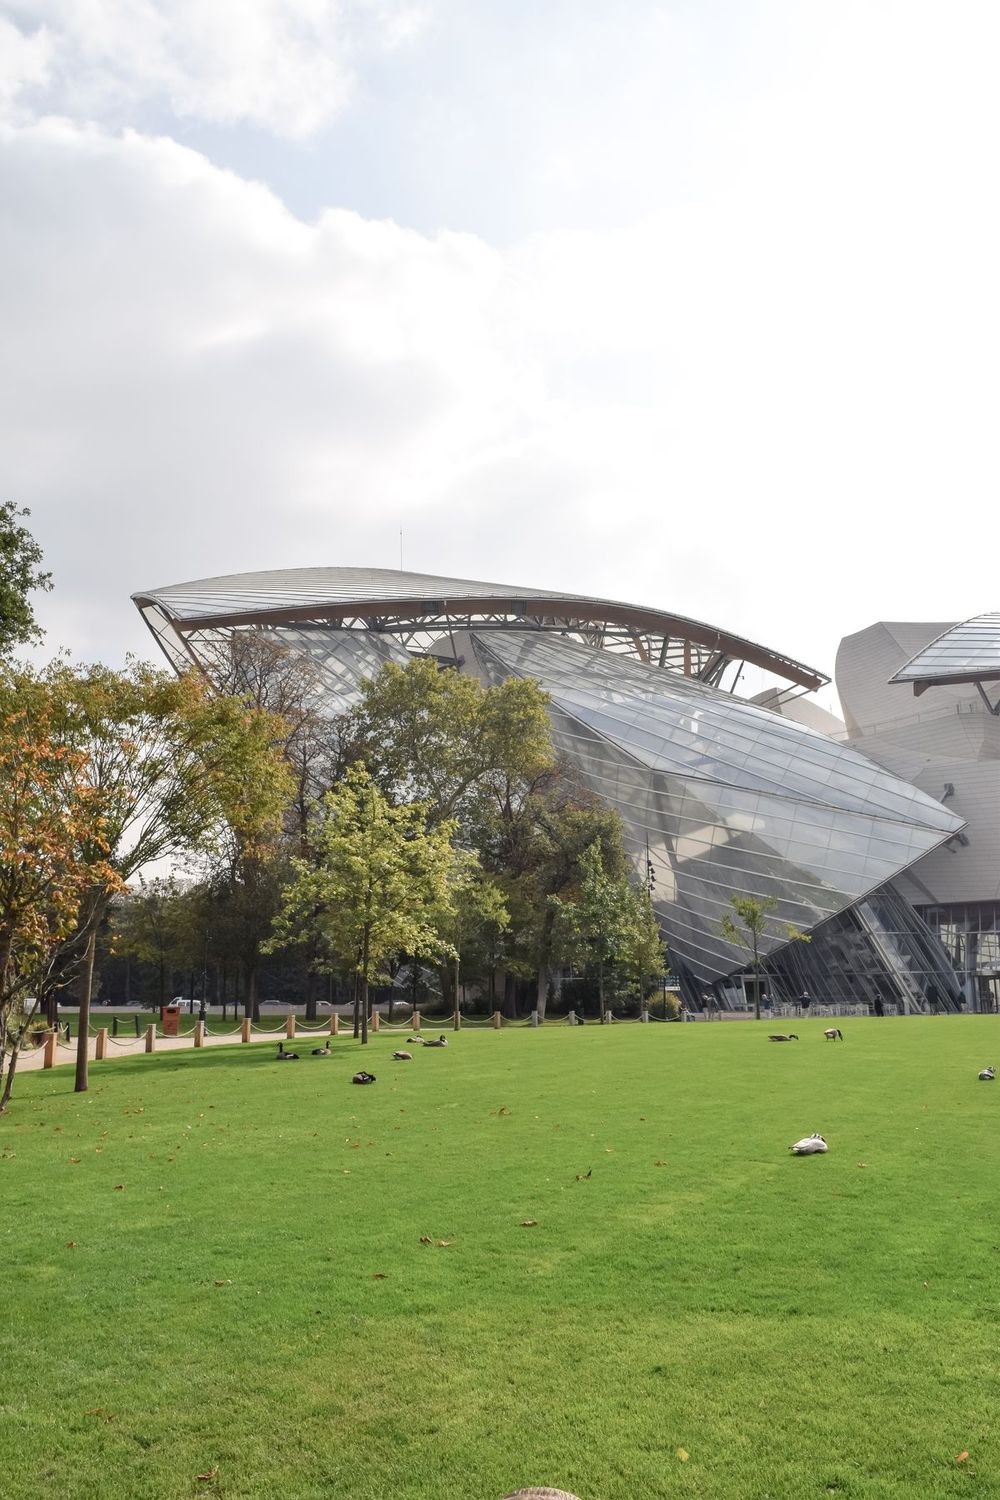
[161,1004,181,1037]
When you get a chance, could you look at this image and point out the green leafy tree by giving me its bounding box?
[618,879,668,1005]
[343,657,554,829]
[550,838,664,1021]
[0,503,51,657]
[431,852,510,1011]
[266,765,459,1043]
[112,878,192,1008]
[720,895,810,1020]
[479,782,633,1016]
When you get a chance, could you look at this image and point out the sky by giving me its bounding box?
[3,0,999,709]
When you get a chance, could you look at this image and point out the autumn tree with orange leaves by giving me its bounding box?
[0,689,120,1112]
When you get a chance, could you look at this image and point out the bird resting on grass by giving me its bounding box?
[501,1490,583,1499]
[789,1133,828,1154]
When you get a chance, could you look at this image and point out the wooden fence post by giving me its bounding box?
[144,1024,155,1053]
[411,1010,421,1031]
[370,1011,380,1032]
[492,1010,502,1029]
[241,1017,251,1043]
[194,1021,205,1048]
[286,1011,296,1039]
[95,1026,108,1059]
[43,1029,58,1068]
[329,1012,339,1036]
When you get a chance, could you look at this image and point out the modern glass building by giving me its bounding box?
[134,568,966,1011]
[838,615,1000,1009]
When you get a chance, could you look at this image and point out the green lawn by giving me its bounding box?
[3,1018,1000,1500]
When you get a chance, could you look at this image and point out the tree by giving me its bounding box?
[266,765,459,1043]
[0,503,51,657]
[618,879,667,1005]
[550,838,664,1021]
[430,852,510,1012]
[343,657,554,830]
[0,679,118,1112]
[112,878,192,1008]
[477,779,636,1017]
[39,660,293,1091]
[720,895,810,1020]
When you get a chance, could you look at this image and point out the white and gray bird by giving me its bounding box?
[789,1133,828,1155]
[979,1067,996,1081]
[501,1491,583,1499]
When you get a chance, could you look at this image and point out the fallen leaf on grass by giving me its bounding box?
[213,1280,231,1287]
[922,1282,930,1288]
[372,1273,387,1280]
[498,1107,511,1116]
[956,1452,970,1464]
[437,1240,453,1247]
[69,1157,80,1164]
[856,1162,868,1169]
[113,1184,125,1191]
[654,1160,665,1167]
[419,1236,433,1244]
[521,1220,538,1228]
[197,1467,219,1482]
[67,1241,77,1249]
[676,1447,689,1461]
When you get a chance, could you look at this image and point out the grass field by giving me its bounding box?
[3,1018,1000,1500]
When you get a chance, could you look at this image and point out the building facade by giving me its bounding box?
[134,568,966,1011]
[837,616,1000,1009]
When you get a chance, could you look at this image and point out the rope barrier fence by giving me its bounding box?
[30,1003,690,1072]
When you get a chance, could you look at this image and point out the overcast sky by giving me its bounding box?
[3,1,999,707]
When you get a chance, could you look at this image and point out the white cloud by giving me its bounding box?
[4,3,1000,713]
[0,0,426,137]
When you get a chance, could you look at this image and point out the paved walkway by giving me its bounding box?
[17,1023,344,1073]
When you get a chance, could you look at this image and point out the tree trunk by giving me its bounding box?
[0,1043,22,1114]
[352,972,360,1039]
[360,924,370,1045]
[598,958,607,1023]
[536,965,549,1020]
[75,922,98,1094]
[305,970,317,1022]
